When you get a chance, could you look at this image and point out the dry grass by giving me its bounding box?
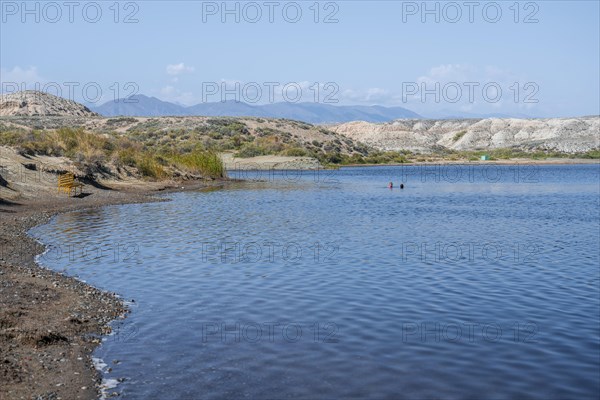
[0,128,226,180]
[169,150,226,178]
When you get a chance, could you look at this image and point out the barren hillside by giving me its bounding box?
[330,117,600,154]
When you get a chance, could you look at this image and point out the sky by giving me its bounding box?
[1,0,599,117]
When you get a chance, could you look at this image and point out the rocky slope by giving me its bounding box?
[0,90,99,117]
[330,117,600,154]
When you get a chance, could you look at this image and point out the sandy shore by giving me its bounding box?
[221,153,322,170]
[0,179,225,400]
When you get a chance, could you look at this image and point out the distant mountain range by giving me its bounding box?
[90,95,421,123]
[0,91,534,123]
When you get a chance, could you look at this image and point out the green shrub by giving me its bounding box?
[282,147,308,157]
[580,149,600,159]
[136,154,167,179]
[237,143,265,158]
[453,130,467,141]
[115,148,138,167]
[342,153,367,164]
[170,150,226,179]
[324,152,342,164]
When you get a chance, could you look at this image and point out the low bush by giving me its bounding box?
[0,127,226,180]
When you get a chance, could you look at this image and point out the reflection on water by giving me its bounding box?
[31,165,600,399]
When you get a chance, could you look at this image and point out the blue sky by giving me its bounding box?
[1,0,599,117]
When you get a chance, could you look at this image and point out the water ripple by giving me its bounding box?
[30,165,600,399]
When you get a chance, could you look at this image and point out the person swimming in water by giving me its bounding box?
[400,183,404,189]
[388,182,393,189]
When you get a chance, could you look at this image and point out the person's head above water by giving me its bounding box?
[400,184,404,189]
[388,182,393,188]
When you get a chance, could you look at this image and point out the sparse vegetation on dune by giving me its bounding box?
[1,115,597,174]
[0,128,227,180]
[1,115,371,167]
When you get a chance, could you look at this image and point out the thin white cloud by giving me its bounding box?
[158,85,196,105]
[166,63,195,76]
[417,64,478,85]
[0,66,44,90]
[339,87,400,105]
[402,63,542,116]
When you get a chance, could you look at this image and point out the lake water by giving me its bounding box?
[30,164,600,399]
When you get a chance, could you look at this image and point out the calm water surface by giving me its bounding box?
[31,165,600,399]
